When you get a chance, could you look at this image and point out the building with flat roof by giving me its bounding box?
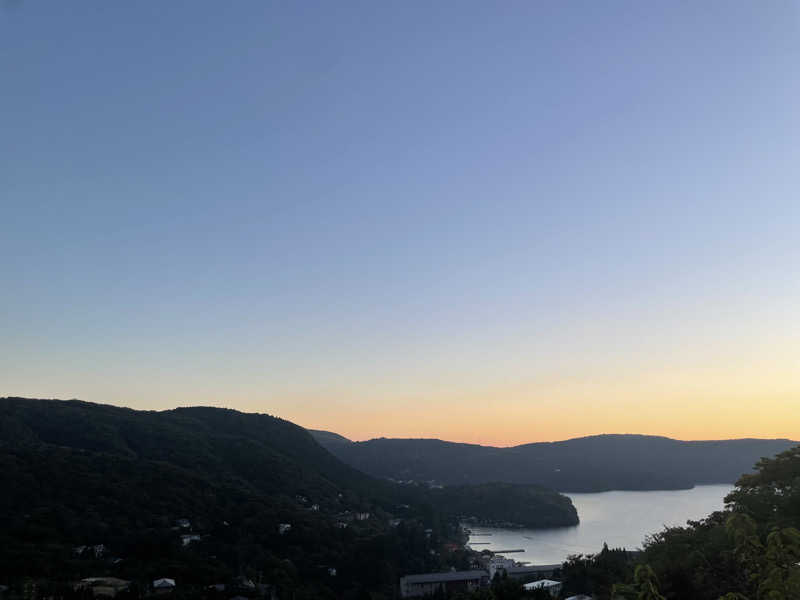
[506,563,561,579]
[74,577,131,598]
[400,570,489,598]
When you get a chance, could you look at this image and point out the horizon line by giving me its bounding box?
[5,396,795,448]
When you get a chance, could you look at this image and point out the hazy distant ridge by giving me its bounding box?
[308,431,798,492]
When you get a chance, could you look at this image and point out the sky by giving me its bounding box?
[2,1,799,446]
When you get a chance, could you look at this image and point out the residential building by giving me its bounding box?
[74,577,130,598]
[487,555,516,578]
[181,534,201,546]
[231,576,256,592]
[399,571,489,598]
[153,578,176,594]
[505,564,561,579]
[523,579,563,597]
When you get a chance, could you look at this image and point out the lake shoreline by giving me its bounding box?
[465,484,733,564]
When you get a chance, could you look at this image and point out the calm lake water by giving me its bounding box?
[466,484,733,564]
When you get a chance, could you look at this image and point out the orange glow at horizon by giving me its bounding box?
[284,362,800,447]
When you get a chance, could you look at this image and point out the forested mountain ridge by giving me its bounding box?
[1,397,422,597]
[1,397,375,502]
[0,397,577,598]
[309,431,798,492]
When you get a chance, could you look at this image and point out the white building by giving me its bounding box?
[523,579,562,598]
[278,523,292,535]
[181,534,201,546]
[153,578,176,593]
[487,555,516,578]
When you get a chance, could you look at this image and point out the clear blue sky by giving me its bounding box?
[2,2,799,444]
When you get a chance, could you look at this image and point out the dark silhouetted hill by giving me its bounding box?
[307,429,353,449]
[0,397,578,596]
[308,431,798,492]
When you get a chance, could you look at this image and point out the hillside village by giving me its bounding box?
[0,500,586,600]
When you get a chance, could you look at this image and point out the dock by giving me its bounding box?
[493,549,525,553]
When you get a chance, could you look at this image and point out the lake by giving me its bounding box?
[465,484,733,565]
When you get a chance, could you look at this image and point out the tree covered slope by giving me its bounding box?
[0,397,577,598]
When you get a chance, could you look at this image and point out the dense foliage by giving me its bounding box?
[556,445,800,599]
[310,432,798,492]
[560,545,634,598]
[433,483,578,528]
[0,397,575,599]
[0,398,458,598]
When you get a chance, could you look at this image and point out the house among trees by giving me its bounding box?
[73,544,107,558]
[152,578,176,594]
[74,577,130,598]
[180,534,201,546]
[231,576,256,592]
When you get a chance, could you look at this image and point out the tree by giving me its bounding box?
[723,513,800,599]
[611,565,664,600]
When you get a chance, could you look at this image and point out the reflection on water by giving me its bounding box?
[466,484,732,564]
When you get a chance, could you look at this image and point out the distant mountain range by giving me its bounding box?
[308,431,798,492]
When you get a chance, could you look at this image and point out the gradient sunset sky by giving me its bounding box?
[2,2,799,446]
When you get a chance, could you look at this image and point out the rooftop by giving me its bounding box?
[524,579,562,590]
[402,570,488,584]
